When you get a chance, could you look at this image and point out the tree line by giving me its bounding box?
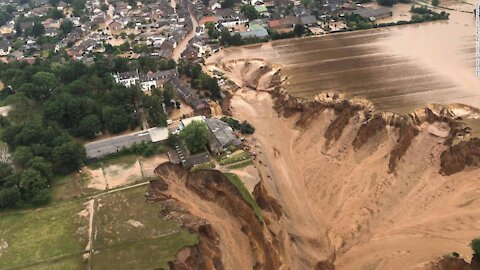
[0,56,175,209]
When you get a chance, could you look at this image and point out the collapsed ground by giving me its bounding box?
[154,58,480,269]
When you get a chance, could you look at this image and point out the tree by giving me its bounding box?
[19,168,49,202]
[162,83,175,106]
[241,5,259,20]
[294,24,305,36]
[52,142,85,174]
[179,121,210,154]
[14,21,22,36]
[6,93,42,124]
[60,20,74,35]
[31,71,57,100]
[12,146,34,167]
[78,115,102,139]
[142,95,167,127]
[27,157,53,180]
[31,22,45,37]
[0,186,21,208]
[202,0,209,5]
[377,0,397,6]
[205,22,220,39]
[240,120,255,134]
[471,239,480,257]
[432,0,439,6]
[47,8,64,19]
[221,0,236,8]
[103,106,131,133]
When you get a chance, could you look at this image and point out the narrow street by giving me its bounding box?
[171,8,199,60]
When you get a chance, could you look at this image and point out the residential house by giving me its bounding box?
[205,118,241,154]
[279,16,300,28]
[138,69,178,91]
[0,40,12,56]
[216,9,248,27]
[300,15,317,26]
[239,27,269,38]
[199,16,218,27]
[113,70,140,87]
[170,78,209,111]
[210,0,222,10]
[108,21,123,31]
[254,5,268,15]
[19,22,34,32]
[45,27,59,37]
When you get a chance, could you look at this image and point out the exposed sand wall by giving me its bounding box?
[223,59,480,269]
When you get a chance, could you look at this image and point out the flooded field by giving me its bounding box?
[210,2,480,114]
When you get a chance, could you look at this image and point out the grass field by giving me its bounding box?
[220,151,251,165]
[226,159,253,170]
[224,173,263,223]
[0,186,198,270]
[0,201,89,270]
[93,186,198,269]
[191,161,216,172]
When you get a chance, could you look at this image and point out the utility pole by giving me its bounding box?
[476,1,480,76]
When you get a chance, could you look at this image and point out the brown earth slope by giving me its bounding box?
[153,58,480,270]
[217,59,480,269]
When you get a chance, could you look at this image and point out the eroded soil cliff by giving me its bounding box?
[155,58,480,270]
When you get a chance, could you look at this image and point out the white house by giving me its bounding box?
[113,70,140,88]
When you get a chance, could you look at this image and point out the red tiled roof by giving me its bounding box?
[199,16,218,25]
[268,19,281,28]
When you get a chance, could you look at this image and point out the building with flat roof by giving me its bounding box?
[85,127,169,160]
[352,7,393,20]
[180,116,206,129]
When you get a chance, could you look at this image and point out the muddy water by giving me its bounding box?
[213,1,479,114]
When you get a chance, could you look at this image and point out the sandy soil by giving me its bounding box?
[228,88,480,269]
[169,99,194,120]
[82,199,95,260]
[103,159,143,189]
[85,167,107,190]
[141,154,169,177]
[0,106,11,117]
[85,156,155,191]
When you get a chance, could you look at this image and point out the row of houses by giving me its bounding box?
[113,69,209,112]
[113,69,179,91]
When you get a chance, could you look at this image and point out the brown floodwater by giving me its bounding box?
[211,1,480,114]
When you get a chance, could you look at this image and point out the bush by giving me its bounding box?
[221,117,255,134]
[471,238,480,256]
[240,121,255,134]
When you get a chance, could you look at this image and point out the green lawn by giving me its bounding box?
[92,231,197,270]
[0,201,89,270]
[0,185,199,270]
[223,173,263,223]
[51,173,86,202]
[226,159,253,170]
[93,186,198,269]
[220,151,251,165]
[191,161,216,172]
